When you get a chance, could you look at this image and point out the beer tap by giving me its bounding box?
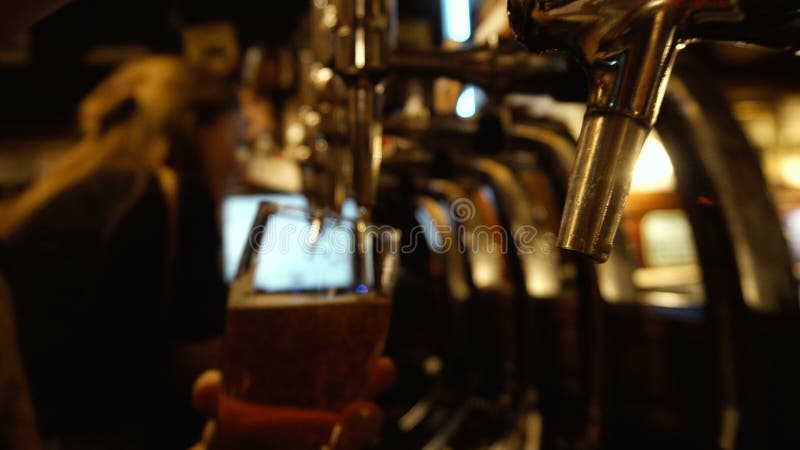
[329,0,396,221]
[319,0,396,287]
[311,0,397,285]
[507,0,800,262]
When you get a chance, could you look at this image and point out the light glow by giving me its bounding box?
[631,134,675,193]
[442,0,471,43]
[455,85,485,119]
[355,27,366,68]
[780,155,800,189]
[455,85,476,118]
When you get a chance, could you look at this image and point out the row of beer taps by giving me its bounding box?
[287,1,800,448]
[298,0,799,265]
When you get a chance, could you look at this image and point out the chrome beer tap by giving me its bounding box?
[330,0,396,220]
[317,0,396,287]
[507,0,800,262]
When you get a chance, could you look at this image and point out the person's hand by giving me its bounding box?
[189,357,395,450]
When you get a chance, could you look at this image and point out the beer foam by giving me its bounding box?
[228,293,388,309]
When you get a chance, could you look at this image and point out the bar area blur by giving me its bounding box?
[1,1,800,450]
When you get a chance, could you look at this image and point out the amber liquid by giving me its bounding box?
[222,293,391,411]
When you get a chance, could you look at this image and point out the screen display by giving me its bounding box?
[222,194,358,291]
[251,209,355,292]
[222,194,307,282]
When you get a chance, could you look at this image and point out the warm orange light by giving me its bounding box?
[631,133,675,193]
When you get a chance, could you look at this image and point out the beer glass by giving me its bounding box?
[222,202,400,411]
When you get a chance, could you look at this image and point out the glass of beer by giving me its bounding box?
[222,202,400,411]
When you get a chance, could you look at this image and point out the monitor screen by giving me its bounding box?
[251,207,355,292]
[222,194,358,291]
[222,194,307,282]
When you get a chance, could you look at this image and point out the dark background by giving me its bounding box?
[4,0,799,140]
[0,0,442,137]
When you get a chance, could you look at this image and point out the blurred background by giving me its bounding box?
[2,0,798,286]
[2,0,800,449]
